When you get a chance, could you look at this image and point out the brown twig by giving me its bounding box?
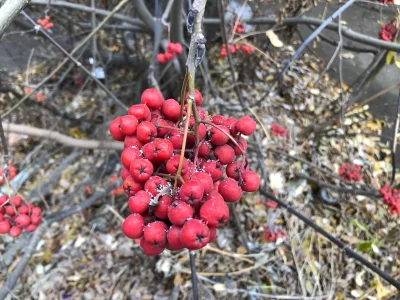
[2,122,123,150]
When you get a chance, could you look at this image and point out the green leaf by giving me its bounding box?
[357,242,373,252]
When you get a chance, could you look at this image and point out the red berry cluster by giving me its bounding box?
[270,122,287,137]
[234,21,245,34]
[0,164,17,185]
[109,88,261,255]
[0,195,42,237]
[338,163,362,182]
[157,42,183,64]
[380,21,397,42]
[263,226,286,243]
[379,184,400,215]
[379,0,393,3]
[220,43,254,57]
[37,15,54,31]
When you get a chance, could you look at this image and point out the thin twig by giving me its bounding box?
[2,0,130,118]
[189,251,199,300]
[21,11,126,110]
[276,0,356,81]
[260,190,400,290]
[2,122,123,150]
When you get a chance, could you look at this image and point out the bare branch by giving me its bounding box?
[2,122,123,150]
[0,0,29,37]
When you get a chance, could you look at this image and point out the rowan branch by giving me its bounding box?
[2,122,123,150]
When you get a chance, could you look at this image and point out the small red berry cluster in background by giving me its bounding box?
[157,42,183,64]
[0,164,17,185]
[380,21,397,42]
[263,226,285,243]
[338,163,362,182]
[109,88,260,255]
[0,195,42,237]
[37,15,54,31]
[234,21,245,34]
[220,43,254,57]
[379,184,400,215]
[270,122,287,137]
[379,0,393,4]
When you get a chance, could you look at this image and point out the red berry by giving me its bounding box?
[109,117,125,141]
[206,190,224,202]
[214,145,235,165]
[219,178,242,202]
[136,121,157,143]
[157,53,167,64]
[167,225,184,251]
[198,141,212,157]
[142,141,157,163]
[0,195,8,205]
[200,198,229,228]
[212,115,226,125]
[123,175,144,196]
[166,130,184,149]
[121,167,130,180]
[167,42,175,53]
[179,180,204,204]
[166,155,188,175]
[30,214,42,225]
[152,118,170,138]
[154,139,174,161]
[122,213,145,239]
[26,224,37,232]
[191,172,213,193]
[128,190,151,214]
[128,104,151,122]
[232,136,248,155]
[236,116,256,135]
[18,205,29,215]
[124,135,143,149]
[11,196,22,207]
[143,221,168,247]
[15,214,31,228]
[185,90,203,106]
[241,170,260,192]
[209,125,230,146]
[174,43,183,55]
[154,195,173,220]
[0,220,10,234]
[180,219,210,250]
[144,176,168,196]
[164,52,174,61]
[9,226,22,237]
[0,214,3,221]
[130,158,154,183]
[226,162,242,180]
[162,99,181,122]
[168,201,193,226]
[32,207,42,216]
[201,160,223,182]
[208,227,217,242]
[5,205,16,216]
[140,238,165,256]
[121,146,141,169]
[120,115,139,136]
[141,88,164,110]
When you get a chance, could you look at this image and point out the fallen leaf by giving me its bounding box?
[266,30,284,48]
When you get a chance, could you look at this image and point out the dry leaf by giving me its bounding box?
[266,30,284,48]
